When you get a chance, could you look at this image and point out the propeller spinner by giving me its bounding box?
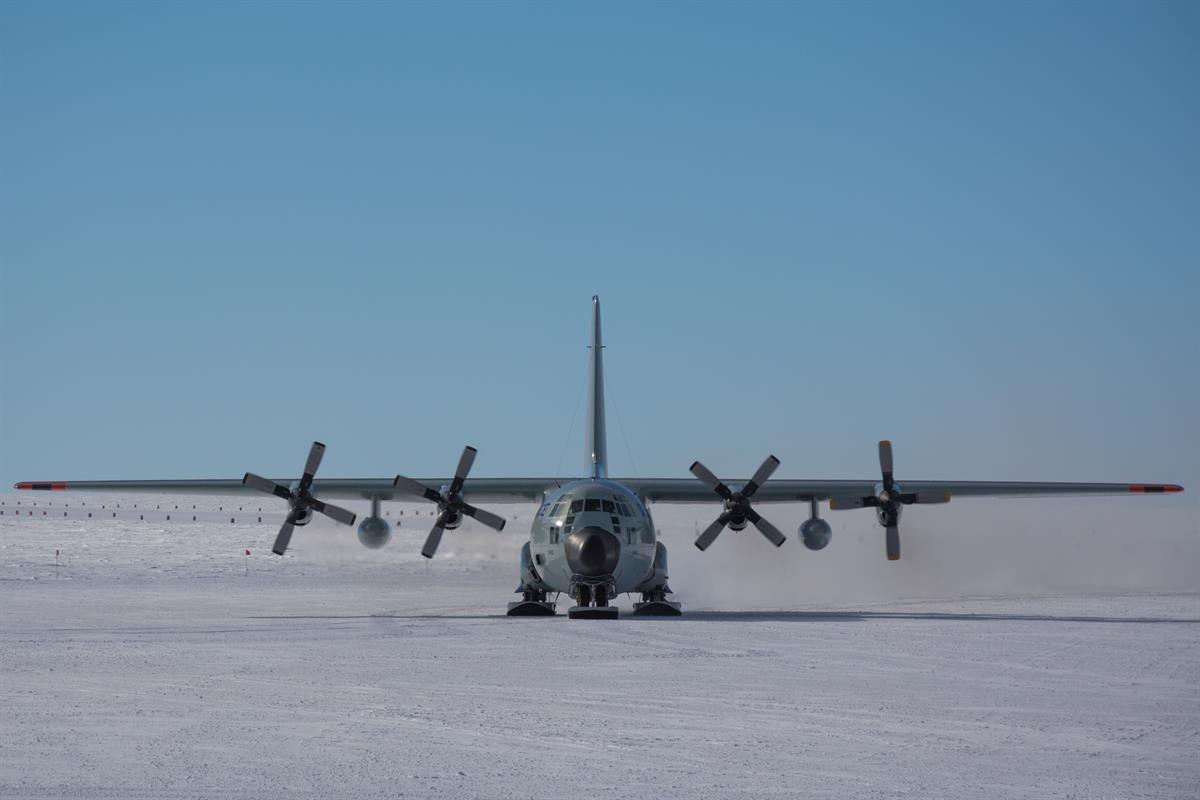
[243,441,358,556]
[827,440,949,560]
[690,455,787,551]
[393,446,507,558]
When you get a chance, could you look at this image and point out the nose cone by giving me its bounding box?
[564,526,621,577]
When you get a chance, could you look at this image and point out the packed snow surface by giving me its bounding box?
[2,493,1197,798]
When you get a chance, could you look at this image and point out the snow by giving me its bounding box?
[2,492,1198,798]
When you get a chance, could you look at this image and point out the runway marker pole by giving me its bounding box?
[244,549,250,576]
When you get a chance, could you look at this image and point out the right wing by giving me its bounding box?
[14,478,559,502]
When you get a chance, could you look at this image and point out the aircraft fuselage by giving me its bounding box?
[526,478,661,596]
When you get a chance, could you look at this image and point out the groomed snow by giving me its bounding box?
[2,493,1197,798]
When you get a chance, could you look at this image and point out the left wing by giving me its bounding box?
[624,478,1184,503]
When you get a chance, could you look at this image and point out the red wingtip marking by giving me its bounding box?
[1129,484,1184,494]
[14,482,66,491]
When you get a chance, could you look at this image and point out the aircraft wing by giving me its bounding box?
[13,478,556,502]
[623,478,1183,503]
[17,477,1181,503]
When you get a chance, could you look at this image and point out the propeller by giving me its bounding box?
[243,441,358,556]
[392,445,507,558]
[827,440,949,561]
[690,455,787,551]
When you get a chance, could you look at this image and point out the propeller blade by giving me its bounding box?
[302,441,326,482]
[272,519,296,556]
[447,445,477,495]
[885,525,900,561]
[393,474,442,504]
[689,461,732,499]
[243,472,291,500]
[746,507,786,547]
[743,455,780,498]
[454,446,477,480]
[694,512,731,551]
[421,522,447,559]
[462,504,506,531]
[879,440,894,491]
[308,498,356,526]
[901,491,950,505]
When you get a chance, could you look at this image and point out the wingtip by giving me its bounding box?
[1129,484,1185,494]
[14,481,66,491]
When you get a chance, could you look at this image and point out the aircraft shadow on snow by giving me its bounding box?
[247,610,1200,625]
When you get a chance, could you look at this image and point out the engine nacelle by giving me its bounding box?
[800,517,832,551]
[441,508,463,530]
[357,516,392,549]
[290,506,314,527]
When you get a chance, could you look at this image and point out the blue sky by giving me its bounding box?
[1,1,1196,501]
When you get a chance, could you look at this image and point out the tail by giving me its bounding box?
[585,295,608,478]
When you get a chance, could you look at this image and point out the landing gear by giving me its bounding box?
[631,543,682,616]
[508,542,557,616]
[632,589,681,617]
[568,580,618,619]
[507,587,556,616]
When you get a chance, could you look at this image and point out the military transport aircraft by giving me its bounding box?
[15,297,1184,618]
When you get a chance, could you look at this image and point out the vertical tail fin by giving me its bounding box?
[585,295,608,478]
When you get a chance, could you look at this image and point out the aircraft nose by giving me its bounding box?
[564,526,621,577]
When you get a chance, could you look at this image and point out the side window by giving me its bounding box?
[550,502,563,517]
[617,503,631,517]
[570,500,583,513]
[550,527,560,544]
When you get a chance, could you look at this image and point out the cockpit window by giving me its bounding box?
[569,500,583,513]
[617,503,631,517]
[584,499,601,512]
[549,502,563,517]
[601,500,615,513]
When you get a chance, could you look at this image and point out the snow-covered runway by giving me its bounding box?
[2,496,1197,798]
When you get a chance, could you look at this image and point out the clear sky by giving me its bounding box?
[1,1,1196,503]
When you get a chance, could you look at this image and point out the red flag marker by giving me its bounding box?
[245,549,251,556]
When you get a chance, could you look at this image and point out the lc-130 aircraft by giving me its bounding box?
[16,297,1184,619]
